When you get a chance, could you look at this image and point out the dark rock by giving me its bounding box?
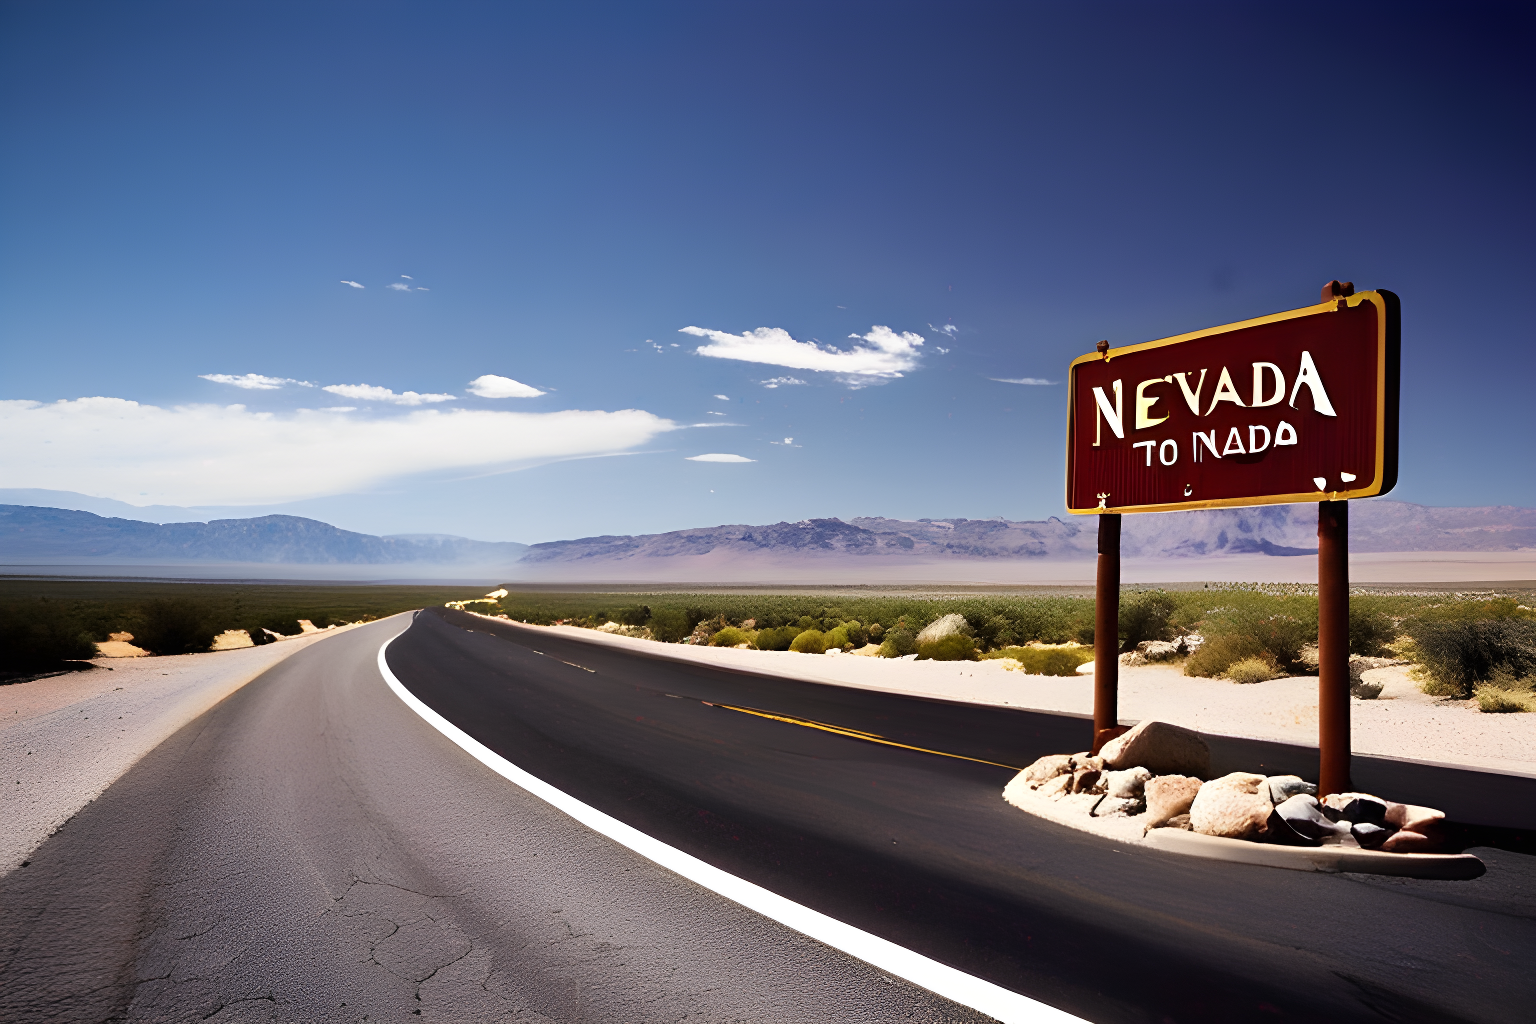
[1351,822,1394,849]
[1266,775,1317,805]
[1267,794,1352,846]
[1322,792,1389,827]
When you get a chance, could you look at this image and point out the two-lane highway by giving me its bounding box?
[2,608,1531,1022]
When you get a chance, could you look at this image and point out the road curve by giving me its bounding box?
[1,609,1530,1023]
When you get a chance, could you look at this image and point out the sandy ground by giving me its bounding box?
[520,621,1536,777]
[0,623,371,875]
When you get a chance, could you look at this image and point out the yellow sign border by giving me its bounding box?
[1064,291,1393,515]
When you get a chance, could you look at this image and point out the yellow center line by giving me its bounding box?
[708,702,1022,771]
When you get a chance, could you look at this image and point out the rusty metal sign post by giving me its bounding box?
[1066,283,1401,795]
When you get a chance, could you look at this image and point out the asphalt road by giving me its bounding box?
[3,610,1532,1023]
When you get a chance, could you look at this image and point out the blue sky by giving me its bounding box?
[1,1,1531,543]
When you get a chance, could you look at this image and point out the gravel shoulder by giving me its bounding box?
[0,624,367,875]
[514,621,1536,777]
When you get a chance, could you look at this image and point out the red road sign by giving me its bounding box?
[1066,290,1399,514]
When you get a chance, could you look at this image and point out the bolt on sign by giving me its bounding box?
[1066,290,1400,513]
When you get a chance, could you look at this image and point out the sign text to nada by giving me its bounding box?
[1065,291,1400,514]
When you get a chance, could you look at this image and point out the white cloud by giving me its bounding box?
[200,373,314,390]
[341,281,364,289]
[0,397,678,505]
[991,377,1058,385]
[686,453,755,463]
[467,375,546,399]
[714,394,730,401]
[322,406,357,412]
[387,282,412,292]
[682,325,923,379]
[322,384,457,405]
[400,275,413,279]
[706,411,726,416]
[929,323,959,338]
[760,376,807,388]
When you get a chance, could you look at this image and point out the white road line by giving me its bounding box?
[377,631,1086,1024]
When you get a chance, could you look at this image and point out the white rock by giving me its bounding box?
[915,614,971,645]
[1104,766,1153,799]
[1189,772,1273,841]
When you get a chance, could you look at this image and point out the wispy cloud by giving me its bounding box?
[466,375,546,399]
[387,282,411,292]
[760,376,807,389]
[400,274,412,279]
[991,377,1058,385]
[681,324,924,380]
[322,383,456,405]
[714,394,730,401]
[0,397,678,505]
[686,453,755,462]
[705,411,726,416]
[929,323,959,338]
[200,373,314,390]
[340,280,365,289]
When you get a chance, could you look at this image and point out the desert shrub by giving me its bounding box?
[0,601,98,670]
[647,609,696,644]
[1475,686,1533,713]
[868,622,885,640]
[795,616,820,631]
[753,626,800,651]
[842,620,869,647]
[824,625,852,650]
[789,629,827,654]
[983,646,1093,675]
[1225,656,1283,684]
[1407,618,1536,699]
[243,624,275,646]
[1185,632,1268,677]
[880,620,918,657]
[616,605,651,627]
[1349,607,1395,656]
[1119,591,1177,652]
[134,598,219,655]
[709,626,754,648]
[917,634,978,661]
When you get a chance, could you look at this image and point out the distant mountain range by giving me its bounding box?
[0,506,528,566]
[521,501,1536,565]
[0,501,1530,577]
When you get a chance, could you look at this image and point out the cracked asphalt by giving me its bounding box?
[0,615,992,1023]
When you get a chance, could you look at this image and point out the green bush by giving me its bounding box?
[917,634,978,661]
[616,605,652,627]
[753,626,801,651]
[647,609,696,644]
[134,598,219,655]
[982,646,1093,675]
[709,626,754,647]
[842,620,869,647]
[824,625,852,650]
[1226,656,1283,684]
[1474,686,1531,713]
[0,601,98,670]
[1186,633,1269,678]
[880,623,918,657]
[1119,591,1177,652]
[1349,607,1396,656]
[1407,618,1536,699]
[789,629,827,654]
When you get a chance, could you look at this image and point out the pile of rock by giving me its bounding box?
[1005,719,1448,853]
[1120,635,1203,666]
